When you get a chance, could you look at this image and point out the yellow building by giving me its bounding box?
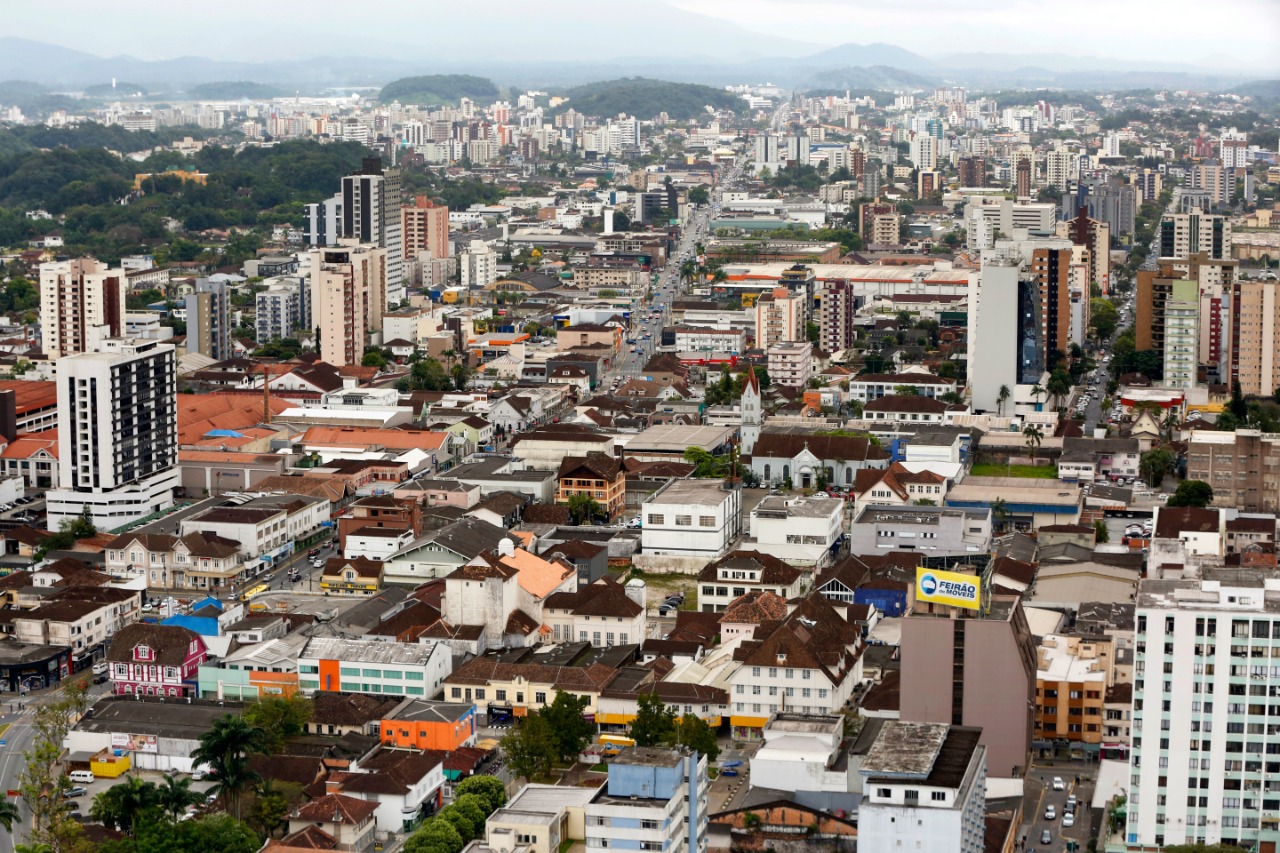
[133,170,209,192]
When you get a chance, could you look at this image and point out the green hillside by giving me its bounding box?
[558,78,740,121]
[378,74,498,105]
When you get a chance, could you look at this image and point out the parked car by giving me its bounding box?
[63,787,87,798]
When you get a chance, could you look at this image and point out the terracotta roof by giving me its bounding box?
[1154,506,1219,538]
[991,556,1037,586]
[468,547,574,599]
[544,577,642,619]
[292,792,377,825]
[853,462,948,502]
[543,539,607,560]
[272,826,338,850]
[522,504,572,525]
[505,608,543,636]
[322,557,385,580]
[0,431,58,460]
[310,692,402,726]
[863,394,949,414]
[732,593,862,685]
[749,432,888,462]
[667,610,722,645]
[301,427,449,452]
[447,655,620,693]
[719,590,789,625]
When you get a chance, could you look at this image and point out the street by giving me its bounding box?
[1020,762,1095,852]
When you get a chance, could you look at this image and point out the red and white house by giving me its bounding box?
[106,623,208,697]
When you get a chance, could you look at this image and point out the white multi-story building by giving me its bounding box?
[1159,212,1232,261]
[673,326,744,353]
[39,258,128,358]
[1163,278,1199,391]
[910,134,937,171]
[767,341,812,388]
[754,287,806,351]
[696,550,803,613]
[460,240,498,289]
[256,277,309,344]
[46,339,179,530]
[179,494,329,562]
[749,494,843,567]
[297,637,453,699]
[858,721,987,853]
[1044,145,1077,191]
[749,713,853,799]
[585,747,708,853]
[1126,573,1280,850]
[641,480,742,559]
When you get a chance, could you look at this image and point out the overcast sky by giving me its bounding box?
[3,0,1277,69]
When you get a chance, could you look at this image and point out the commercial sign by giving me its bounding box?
[915,567,981,610]
[110,733,158,753]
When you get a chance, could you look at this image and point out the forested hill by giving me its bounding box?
[378,75,498,105]
[557,78,741,121]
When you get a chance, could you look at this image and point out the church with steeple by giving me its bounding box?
[740,364,761,455]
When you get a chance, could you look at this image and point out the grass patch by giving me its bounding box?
[627,570,698,611]
[559,840,576,853]
[590,763,608,772]
[970,463,1058,479]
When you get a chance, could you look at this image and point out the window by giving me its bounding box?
[535,692,547,704]
[877,788,891,798]
[405,671,424,680]
[675,515,692,526]
[496,690,507,701]
[340,667,360,677]
[699,516,716,527]
[931,792,946,802]
[451,687,462,698]
[647,514,664,525]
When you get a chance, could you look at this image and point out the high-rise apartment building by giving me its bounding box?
[459,240,498,289]
[900,593,1038,777]
[308,245,387,367]
[814,280,862,354]
[46,338,179,530]
[1159,212,1231,260]
[1137,255,1237,372]
[1189,161,1230,207]
[1229,278,1280,397]
[304,193,342,247]
[1162,279,1200,390]
[1029,247,1073,361]
[341,158,404,306]
[256,277,309,344]
[1063,178,1136,236]
[766,341,812,388]
[1044,146,1077,191]
[39,258,126,358]
[184,277,231,360]
[1015,155,1032,199]
[1062,208,1111,291]
[968,256,1021,412]
[401,195,450,261]
[958,156,986,188]
[1126,573,1280,850]
[753,287,805,351]
[1220,127,1249,170]
[909,134,937,170]
[1135,168,1163,202]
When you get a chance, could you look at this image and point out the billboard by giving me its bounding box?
[915,567,981,610]
[110,733,158,753]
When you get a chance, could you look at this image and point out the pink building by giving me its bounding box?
[107,623,208,698]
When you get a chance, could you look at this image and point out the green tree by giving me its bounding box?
[18,684,89,851]
[156,775,204,822]
[1139,448,1177,488]
[436,806,478,842]
[242,695,313,753]
[404,820,464,853]
[1023,424,1044,461]
[0,798,19,833]
[688,186,710,205]
[90,777,159,836]
[399,357,453,392]
[1046,370,1073,410]
[991,498,1009,533]
[361,350,388,369]
[674,714,720,762]
[630,692,677,747]
[500,713,558,783]
[996,384,1011,416]
[189,715,269,820]
[450,795,490,832]
[1167,480,1214,508]
[1093,519,1110,544]
[893,384,919,396]
[1229,380,1248,420]
[453,776,506,814]
[539,691,595,761]
[1089,298,1119,339]
[566,493,603,525]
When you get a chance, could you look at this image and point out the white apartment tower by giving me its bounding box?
[39,258,127,358]
[1044,146,1078,191]
[968,255,1022,412]
[1126,573,1280,850]
[460,240,498,289]
[308,245,387,367]
[46,338,179,530]
[910,134,938,171]
[754,287,805,350]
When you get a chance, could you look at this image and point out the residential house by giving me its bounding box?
[697,552,803,613]
[382,517,510,586]
[285,793,378,852]
[104,531,243,592]
[863,394,957,425]
[107,623,208,697]
[748,430,890,490]
[321,557,386,596]
[717,590,789,641]
[542,577,646,647]
[851,462,952,514]
[341,747,448,833]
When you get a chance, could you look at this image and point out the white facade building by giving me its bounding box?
[460,240,498,289]
[641,480,742,559]
[39,258,128,358]
[859,722,986,853]
[297,637,453,699]
[47,339,179,530]
[1126,573,1280,850]
[749,494,843,566]
[584,748,709,853]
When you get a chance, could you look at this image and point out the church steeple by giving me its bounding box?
[740,364,761,455]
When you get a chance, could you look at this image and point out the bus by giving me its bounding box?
[239,583,269,602]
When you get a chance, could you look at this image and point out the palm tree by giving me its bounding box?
[90,776,158,836]
[1023,424,1044,461]
[991,498,1009,533]
[1046,371,1073,411]
[1161,408,1180,443]
[0,799,19,833]
[996,384,1011,416]
[157,775,204,821]
[190,715,268,820]
[1030,384,1046,410]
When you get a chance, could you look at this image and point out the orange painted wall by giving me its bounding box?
[380,710,475,751]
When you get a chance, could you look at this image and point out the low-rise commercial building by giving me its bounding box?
[297,637,453,699]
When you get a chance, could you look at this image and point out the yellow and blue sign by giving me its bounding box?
[916,567,981,610]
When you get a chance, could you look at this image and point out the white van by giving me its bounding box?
[68,770,95,784]
[92,662,109,676]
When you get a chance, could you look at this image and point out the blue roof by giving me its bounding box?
[161,614,221,636]
[191,596,224,612]
[205,429,245,438]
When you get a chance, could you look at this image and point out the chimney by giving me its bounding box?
[498,538,515,557]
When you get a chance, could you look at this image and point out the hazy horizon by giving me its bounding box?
[2,0,1276,72]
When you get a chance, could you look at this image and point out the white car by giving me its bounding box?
[1062,813,1075,828]
[1052,776,1065,791]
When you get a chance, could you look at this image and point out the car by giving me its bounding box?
[1041,829,1052,845]
[1044,805,1056,820]
[63,787,87,798]
[1052,776,1065,790]
[93,674,108,685]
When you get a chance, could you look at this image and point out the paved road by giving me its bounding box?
[1019,763,1095,852]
